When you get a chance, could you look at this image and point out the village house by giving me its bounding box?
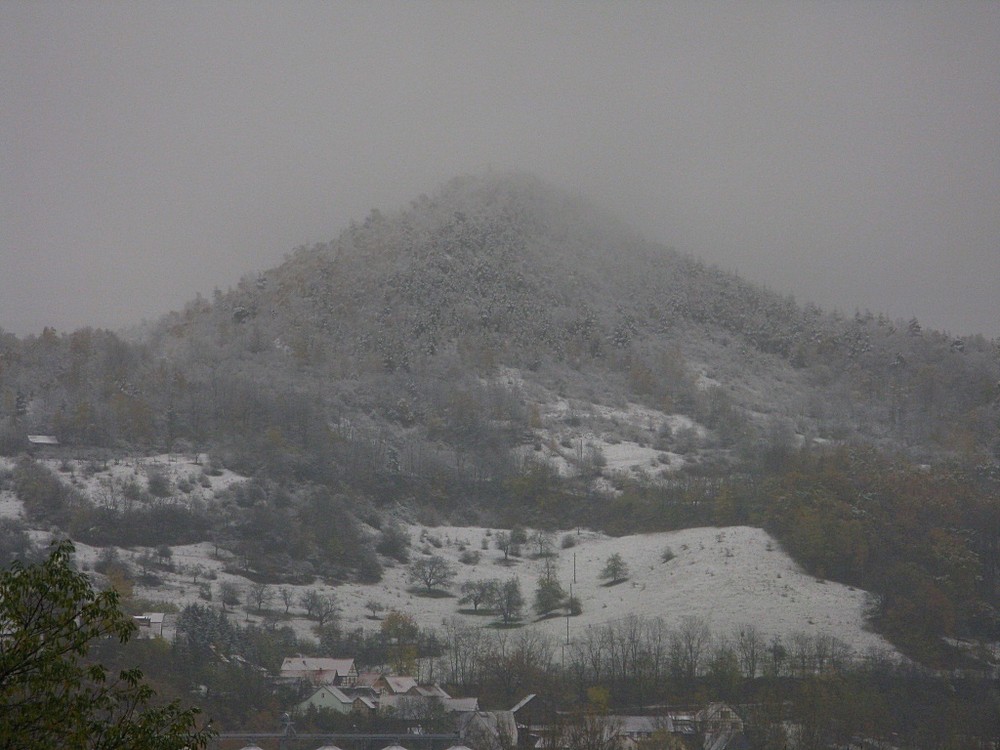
[616,716,658,747]
[697,703,745,750]
[131,612,165,638]
[456,710,518,750]
[296,684,378,716]
[289,663,482,731]
[371,674,420,695]
[27,434,60,447]
[279,657,358,687]
[380,693,480,717]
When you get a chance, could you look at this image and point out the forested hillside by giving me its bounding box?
[1,172,998,662]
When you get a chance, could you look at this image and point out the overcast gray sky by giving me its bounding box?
[3,1,998,338]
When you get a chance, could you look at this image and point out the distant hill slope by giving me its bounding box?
[0,455,896,661]
[2,171,996,473]
[147,171,997,462]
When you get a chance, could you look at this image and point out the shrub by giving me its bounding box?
[147,469,171,498]
[459,549,481,565]
[376,521,411,563]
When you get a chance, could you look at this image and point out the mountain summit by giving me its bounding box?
[149,171,997,471]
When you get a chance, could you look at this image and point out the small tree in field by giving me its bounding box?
[218,580,240,611]
[599,553,629,584]
[534,574,566,616]
[247,581,273,613]
[313,594,340,630]
[408,554,456,593]
[459,579,499,612]
[489,577,524,625]
[300,589,322,618]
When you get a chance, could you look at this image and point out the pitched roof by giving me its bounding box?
[510,694,536,714]
[383,675,419,693]
[280,657,356,684]
[445,697,480,712]
[416,684,451,699]
[325,685,353,703]
[618,716,657,735]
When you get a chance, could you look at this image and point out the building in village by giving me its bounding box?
[280,657,359,687]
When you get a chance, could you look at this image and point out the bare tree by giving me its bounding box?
[494,531,515,562]
[408,554,456,592]
[735,624,765,679]
[187,564,206,585]
[531,529,554,558]
[442,617,489,688]
[314,593,340,630]
[300,589,322,618]
[279,586,294,614]
[247,581,273,613]
[484,628,555,705]
[670,615,710,686]
[562,711,623,750]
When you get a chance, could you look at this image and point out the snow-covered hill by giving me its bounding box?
[337,524,893,656]
[1,454,894,659]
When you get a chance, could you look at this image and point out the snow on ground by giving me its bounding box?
[326,525,893,657]
[48,453,245,504]
[42,520,893,658]
[517,387,709,481]
[4,450,893,657]
[0,457,22,519]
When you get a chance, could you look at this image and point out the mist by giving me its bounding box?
[2,1,998,337]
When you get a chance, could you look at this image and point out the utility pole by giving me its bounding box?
[566,582,572,645]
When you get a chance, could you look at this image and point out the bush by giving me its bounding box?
[94,547,124,575]
[14,458,82,527]
[561,533,576,549]
[354,544,384,583]
[0,518,38,565]
[459,549,481,565]
[661,546,676,563]
[147,469,171,498]
[376,521,411,563]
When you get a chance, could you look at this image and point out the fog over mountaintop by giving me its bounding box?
[3,3,998,339]
[146,171,998,463]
